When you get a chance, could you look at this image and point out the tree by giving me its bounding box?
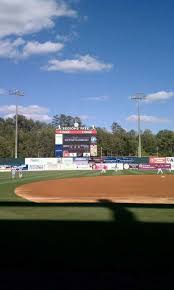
[156,130,174,156]
[0,136,12,157]
[111,122,126,134]
[0,114,173,158]
[141,129,156,155]
[52,114,84,128]
[126,130,137,156]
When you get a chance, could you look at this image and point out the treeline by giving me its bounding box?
[0,114,173,158]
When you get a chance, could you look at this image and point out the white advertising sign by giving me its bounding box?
[28,164,45,171]
[26,158,62,170]
[170,163,174,170]
[123,163,129,169]
[166,157,174,163]
[25,158,59,165]
[83,153,90,157]
[75,164,91,170]
[103,163,124,170]
[69,153,77,157]
[55,134,63,145]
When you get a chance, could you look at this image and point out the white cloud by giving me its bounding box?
[82,96,110,101]
[0,0,77,38]
[0,105,52,122]
[0,88,7,95]
[5,113,52,122]
[78,114,95,121]
[0,38,21,59]
[56,31,78,42]
[22,41,64,57]
[145,91,174,102]
[127,114,170,123]
[0,38,64,59]
[42,54,113,73]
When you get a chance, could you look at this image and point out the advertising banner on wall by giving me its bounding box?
[63,151,70,157]
[90,136,97,144]
[55,145,63,157]
[128,164,139,169]
[0,165,11,172]
[106,163,124,170]
[75,164,91,170]
[103,157,149,164]
[28,164,45,171]
[103,157,137,164]
[139,163,171,170]
[166,157,174,163]
[171,163,174,170]
[69,153,77,157]
[63,134,91,144]
[74,158,89,165]
[94,164,108,170]
[63,144,90,153]
[55,134,63,145]
[83,153,90,157]
[56,129,97,135]
[90,145,97,156]
[61,158,75,169]
[26,158,62,170]
[149,157,166,164]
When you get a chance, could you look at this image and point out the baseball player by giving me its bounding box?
[101,165,107,174]
[157,167,163,175]
[92,163,96,170]
[114,164,118,172]
[18,167,23,179]
[11,167,16,179]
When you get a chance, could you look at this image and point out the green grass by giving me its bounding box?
[0,169,174,222]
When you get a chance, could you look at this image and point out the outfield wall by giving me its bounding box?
[0,156,173,171]
[24,156,174,171]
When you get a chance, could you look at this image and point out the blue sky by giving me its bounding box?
[0,0,174,132]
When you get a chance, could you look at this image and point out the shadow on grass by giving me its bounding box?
[0,200,174,209]
[0,199,173,273]
[0,200,173,288]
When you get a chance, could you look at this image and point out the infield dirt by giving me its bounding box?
[15,175,174,204]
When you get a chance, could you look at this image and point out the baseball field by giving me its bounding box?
[0,170,174,273]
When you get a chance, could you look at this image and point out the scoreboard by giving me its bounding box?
[55,127,97,157]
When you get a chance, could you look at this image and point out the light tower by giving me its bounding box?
[9,89,24,158]
[131,93,146,158]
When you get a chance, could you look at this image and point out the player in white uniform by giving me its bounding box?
[101,165,107,174]
[157,167,163,175]
[114,164,118,172]
[11,167,16,179]
[18,168,23,178]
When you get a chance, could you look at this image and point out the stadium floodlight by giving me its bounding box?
[9,89,24,159]
[131,93,146,158]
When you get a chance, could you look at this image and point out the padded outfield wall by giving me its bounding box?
[0,156,174,171]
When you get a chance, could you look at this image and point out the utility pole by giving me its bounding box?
[131,93,146,158]
[9,89,24,158]
[101,147,103,158]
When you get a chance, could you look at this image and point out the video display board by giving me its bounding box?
[63,134,96,145]
[55,127,97,157]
